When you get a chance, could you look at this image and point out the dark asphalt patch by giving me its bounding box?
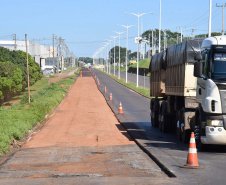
[80,68,92,77]
[0,145,167,179]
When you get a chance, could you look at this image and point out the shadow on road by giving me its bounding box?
[121,121,226,154]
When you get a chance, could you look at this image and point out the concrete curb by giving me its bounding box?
[91,70,176,178]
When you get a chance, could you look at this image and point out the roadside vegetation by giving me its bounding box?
[67,67,77,71]
[129,58,150,69]
[0,47,42,103]
[75,67,82,75]
[110,59,150,76]
[0,67,81,156]
[111,66,126,72]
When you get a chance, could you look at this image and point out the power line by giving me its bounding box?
[186,8,221,28]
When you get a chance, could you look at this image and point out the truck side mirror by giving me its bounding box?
[194,53,202,61]
[194,62,202,78]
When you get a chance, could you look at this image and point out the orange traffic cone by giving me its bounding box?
[118,101,123,114]
[180,132,204,169]
[98,80,100,86]
[104,87,107,93]
[110,93,112,101]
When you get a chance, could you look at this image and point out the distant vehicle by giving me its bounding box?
[41,66,54,76]
[150,36,226,149]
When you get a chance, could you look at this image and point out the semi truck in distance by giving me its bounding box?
[149,36,226,149]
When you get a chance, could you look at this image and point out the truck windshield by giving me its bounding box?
[212,53,226,80]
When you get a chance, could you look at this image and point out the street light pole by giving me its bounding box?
[105,39,113,74]
[114,31,124,79]
[159,0,161,53]
[118,24,135,83]
[209,0,212,37]
[103,42,109,72]
[125,12,153,87]
[106,44,108,72]
[110,36,118,76]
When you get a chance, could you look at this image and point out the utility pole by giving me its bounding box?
[148,33,151,58]
[164,30,166,50]
[177,27,186,42]
[151,31,153,57]
[109,40,112,74]
[52,34,55,74]
[177,34,178,44]
[191,29,196,39]
[56,37,59,74]
[25,34,30,104]
[209,0,212,37]
[152,31,157,56]
[59,37,62,71]
[14,34,17,50]
[216,3,226,35]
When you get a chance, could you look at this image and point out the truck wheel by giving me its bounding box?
[153,98,159,127]
[195,114,209,151]
[181,125,190,143]
[180,109,190,143]
[161,113,168,133]
[150,99,155,127]
[161,101,168,133]
[176,110,181,141]
[151,112,154,127]
[158,113,162,131]
[154,110,159,127]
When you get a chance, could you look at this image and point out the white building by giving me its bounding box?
[0,40,57,70]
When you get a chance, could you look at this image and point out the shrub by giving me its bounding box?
[0,62,22,99]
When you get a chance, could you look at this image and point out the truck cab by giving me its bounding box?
[194,36,226,146]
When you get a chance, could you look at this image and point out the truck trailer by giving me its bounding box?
[150,36,226,149]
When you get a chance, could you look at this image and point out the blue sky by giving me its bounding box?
[0,0,225,58]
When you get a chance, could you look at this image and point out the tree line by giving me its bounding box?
[0,47,42,103]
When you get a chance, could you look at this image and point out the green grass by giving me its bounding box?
[111,66,127,72]
[75,67,82,75]
[0,69,82,156]
[130,59,150,68]
[29,78,49,93]
[98,69,151,98]
[49,75,58,78]
[67,67,77,70]
[1,78,49,109]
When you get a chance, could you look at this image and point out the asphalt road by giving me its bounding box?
[93,68,226,185]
